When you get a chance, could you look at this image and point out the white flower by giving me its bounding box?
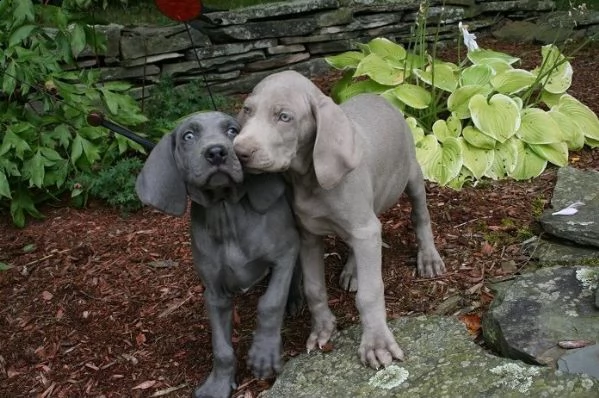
[459,21,479,52]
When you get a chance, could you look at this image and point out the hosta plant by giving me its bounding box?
[326,36,599,188]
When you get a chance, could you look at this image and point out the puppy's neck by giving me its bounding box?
[187,184,245,207]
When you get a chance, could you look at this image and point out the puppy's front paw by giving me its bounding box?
[358,327,404,369]
[247,333,282,379]
[417,247,445,278]
[306,310,337,352]
[192,371,235,398]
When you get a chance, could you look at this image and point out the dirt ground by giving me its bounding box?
[1,39,598,398]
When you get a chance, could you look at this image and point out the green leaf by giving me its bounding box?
[427,137,463,186]
[69,23,87,57]
[13,0,35,26]
[548,108,585,150]
[469,93,521,143]
[0,262,14,271]
[516,108,563,145]
[364,37,407,61]
[491,69,536,95]
[413,63,458,92]
[446,167,475,190]
[536,44,572,94]
[0,170,12,199]
[460,64,493,86]
[432,119,460,143]
[100,87,122,115]
[24,151,46,188]
[1,128,32,159]
[70,135,84,164]
[354,53,406,86]
[9,25,37,47]
[528,141,569,167]
[406,117,425,144]
[459,137,494,179]
[541,91,563,108]
[446,115,462,137]
[387,84,432,109]
[462,125,496,149]
[10,188,44,228]
[485,138,519,179]
[22,243,36,253]
[467,49,520,65]
[326,51,364,70]
[2,60,17,95]
[553,94,599,142]
[332,72,390,103]
[509,140,548,181]
[415,134,440,180]
[447,85,492,119]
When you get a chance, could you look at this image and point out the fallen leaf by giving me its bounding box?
[552,201,584,216]
[136,333,146,346]
[132,380,156,390]
[22,243,36,253]
[480,242,494,255]
[320,341,334,352]
[459,313,481,336]
[42,291,53,301]
[558,340,594,349]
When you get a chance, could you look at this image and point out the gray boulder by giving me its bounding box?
[483,266,599,368]
[539,167,599,249]
[262,316,597,397]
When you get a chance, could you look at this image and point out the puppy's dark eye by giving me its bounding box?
[226,127,238,138]
[243,106,251,115]
[278,112,292,122]
[183,131,195,141]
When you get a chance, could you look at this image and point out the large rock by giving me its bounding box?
[120,25,210,59]
[523,237,599,266]
[483,266,599,368]
[263,316,596,397]
[539,167,599,249]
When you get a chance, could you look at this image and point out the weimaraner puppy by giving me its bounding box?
[233,70,445,369]
[135,112,302,398]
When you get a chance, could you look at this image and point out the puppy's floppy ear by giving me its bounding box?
[312,94,362,190]
[244,173,286,214]
[135,133,188,216]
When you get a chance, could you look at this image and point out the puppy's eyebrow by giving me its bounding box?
[219,119,239,131]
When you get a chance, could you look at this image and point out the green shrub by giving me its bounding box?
[0,0,148,226]
[71,157,144,213]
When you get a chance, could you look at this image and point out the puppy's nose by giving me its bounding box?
[236,149,251,164]
[205,145,228,165]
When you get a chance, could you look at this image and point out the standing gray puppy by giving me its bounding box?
[136,112,301,398]
[233,71,445,369]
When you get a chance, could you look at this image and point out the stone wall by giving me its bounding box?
[82,0,598,98]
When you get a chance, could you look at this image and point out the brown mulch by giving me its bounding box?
[1,38,598,398]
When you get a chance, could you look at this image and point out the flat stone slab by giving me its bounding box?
[523,237,599,266]
[262,316,597,397]
[483,266,599,367]
[539,167,599,249]
[558,344,599,379]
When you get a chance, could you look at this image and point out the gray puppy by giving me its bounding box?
[135,111,301,398]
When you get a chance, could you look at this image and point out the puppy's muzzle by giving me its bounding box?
[205,144,228,166]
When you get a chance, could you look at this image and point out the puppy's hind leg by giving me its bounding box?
[193,292,236,398]
[339,249,358,292]
[286,258,304,317]
[405,166,445,278]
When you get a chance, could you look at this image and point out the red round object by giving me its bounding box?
[155,0,202,22]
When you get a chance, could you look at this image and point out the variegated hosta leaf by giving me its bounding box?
[432,119,459,142]
[332,72,391,103]
[485,137,519,179]
[491,69,536,95]
[415,134,440,180]
[447,85,492,119]
[469,93,521,143]
[426,137,464,186]
[536,44,573,94]
[406,117,425,144]
[528,141,569,167]
[467,49,520,66]
[354,53,405,86]
[541,91,563,108]
[387,84,432,109]
[553,94,599,142]
[462,125,497,149]
[516,108,563,145]
[487,59,513,75]
[413,63,458,92]
[446,167,475,190]
[509,140,548,181]
[460,64,494,86]
[363,37,407,61]
[446,115,462,136]
[547,108,585,150]
[458,137,494,179]
[586,137,599,148]
[326,51,364,70]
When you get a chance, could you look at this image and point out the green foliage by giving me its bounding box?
[71,157,143,213]
[327,37,599,189]
[0,0,148,227]
[142,77,234,135]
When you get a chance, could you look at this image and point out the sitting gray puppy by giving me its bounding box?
[135,112,301,398]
